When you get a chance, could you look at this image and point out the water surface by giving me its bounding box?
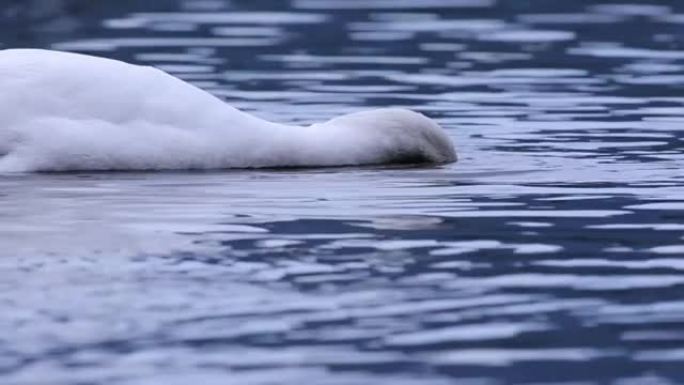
[2,0,684,383]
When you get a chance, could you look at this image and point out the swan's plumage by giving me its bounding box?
[0,49,456,172]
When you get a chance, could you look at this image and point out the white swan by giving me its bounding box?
[0,49,456,172]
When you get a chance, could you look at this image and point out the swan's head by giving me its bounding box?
[318,108,457,165]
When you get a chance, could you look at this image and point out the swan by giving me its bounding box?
[0,49,456,172]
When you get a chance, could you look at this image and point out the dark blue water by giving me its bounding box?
[2,0,684,384]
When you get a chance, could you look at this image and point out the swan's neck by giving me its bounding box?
[257,122,378,168]
[217,114,351,168]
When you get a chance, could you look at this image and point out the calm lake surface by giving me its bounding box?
[2,0,684,383]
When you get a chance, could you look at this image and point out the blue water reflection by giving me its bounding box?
[1,0,684,384]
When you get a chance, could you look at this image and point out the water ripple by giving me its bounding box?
[2,0,684,383]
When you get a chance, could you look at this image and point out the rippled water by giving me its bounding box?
[2,0,684,383]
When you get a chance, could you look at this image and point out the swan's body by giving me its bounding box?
[0,49,456,172]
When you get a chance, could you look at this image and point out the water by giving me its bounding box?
[2,0,684,383]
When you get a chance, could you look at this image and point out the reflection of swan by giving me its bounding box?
[0,49,456,172]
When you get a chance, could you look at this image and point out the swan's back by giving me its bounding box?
[0,49,235,127]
